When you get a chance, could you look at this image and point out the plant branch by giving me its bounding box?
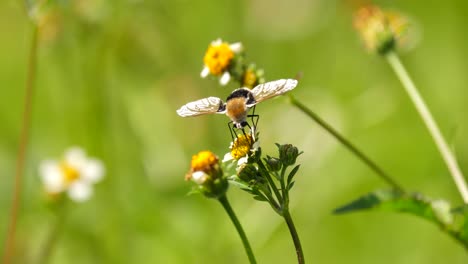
[218,195,257,264]
[283,209,305,264]
[385,51,468,203]
[2,24,39,264]
[289,95,404,193]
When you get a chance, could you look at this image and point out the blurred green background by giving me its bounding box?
[1,0,468,263]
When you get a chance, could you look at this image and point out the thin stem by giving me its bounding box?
[218,195,257,264]
[283,209,305,264]
[257,159,284,207]
[2,24,39,264]
[259,185,282,214]
[35,201,68,264]
[289,95,405,193]
[385,51,468,203]
[280,166,289,208]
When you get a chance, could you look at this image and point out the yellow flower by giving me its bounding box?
[354,5,408,54]
[200,39,243,85]
[190,151,219,173]
[223,132,259,167]
[186,151,220,184]
[231,134,254,160]
[185,150,228,197]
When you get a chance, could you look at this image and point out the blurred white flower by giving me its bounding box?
[39,147,105,202]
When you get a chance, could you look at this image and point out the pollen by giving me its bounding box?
[231,134,254,160]
[203,42,235,75]
[60,162,80,184]
[191,151,219,173]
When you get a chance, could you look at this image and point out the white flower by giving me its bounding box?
[222,133,260,168]
[201,38,243,85]
[39,147,105,202]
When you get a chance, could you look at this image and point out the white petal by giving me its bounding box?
[191,171,208,185]
[81,158,105,183]
[222,153,234,163]
[68,181,93,202]
[39,160,65,193]
[212,38,222,46]
[229,42,243,53]
[64,147,87,169]
[200,66,210,78]
[237,156,248,166]
[219,72,231,86]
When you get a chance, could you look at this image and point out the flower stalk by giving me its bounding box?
[218,195,257,264]
[289,95,405,193]
[35,200,68,264]
[385,51,468,203]
[283,208,304,264]
[2,24,39,264]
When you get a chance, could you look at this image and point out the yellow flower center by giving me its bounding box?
[203,42,234,75]
[242,69,257,88]
[191,151,219,173]
[60,162,80,184]
[231,134,254,160]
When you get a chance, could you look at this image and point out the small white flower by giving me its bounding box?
[38,147,105,202]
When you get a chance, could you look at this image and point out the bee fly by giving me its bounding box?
[176,79,298,138]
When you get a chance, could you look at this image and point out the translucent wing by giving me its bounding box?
[251,79,298,103]
[176,97,225,117]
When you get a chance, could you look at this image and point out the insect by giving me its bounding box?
[176,78,298,135]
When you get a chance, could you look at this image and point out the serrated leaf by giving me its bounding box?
[287,164,300,185]
[334,189,468,249]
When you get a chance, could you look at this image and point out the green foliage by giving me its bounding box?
[334,190,468,249]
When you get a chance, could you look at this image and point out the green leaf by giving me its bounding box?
[288,181,295,191]
[287,164,300,186]
[253,194,268,202]
[334,189,468,249]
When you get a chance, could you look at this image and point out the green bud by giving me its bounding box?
[277,143,300,166]
[201,176,229,199]
[265,157,282,172]
[238,164,258,182]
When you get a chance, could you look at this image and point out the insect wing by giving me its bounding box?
[251,79,298,103]
[176,97,225,117]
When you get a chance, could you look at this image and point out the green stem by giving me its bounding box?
[283,209,305,264]
[280,166,289,208]
[35,201,68,264]
[385,51,468,203]
[2,24,39,264]
[289,95,405,193]
[218,195,257,264]
[257,159,284,207]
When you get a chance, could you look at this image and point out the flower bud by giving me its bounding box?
[186,151,228,198]
[237,164,258,182]
[277,144,300,166]
[265,157,282,172]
